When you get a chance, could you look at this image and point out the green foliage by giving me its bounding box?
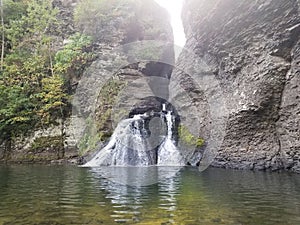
[0,0,170,160]
[34,75,68,125]
[1,0,27,49]
[178,125,205,148]
[54,33,93,77]
[5,0,58,50]
[2,0,27,22]
[0,83,36,139]
[25,0,58,35]
[0,56,67,139]
[0,0,93,155]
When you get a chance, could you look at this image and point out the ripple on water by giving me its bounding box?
[0,165,299,225]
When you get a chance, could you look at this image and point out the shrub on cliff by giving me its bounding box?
[0,0,93,158]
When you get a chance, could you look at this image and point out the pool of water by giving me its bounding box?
[0,165,299,225]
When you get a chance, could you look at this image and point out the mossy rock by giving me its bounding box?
[15,154,57,163]
[178,125,205,148]
[30,136,64,154]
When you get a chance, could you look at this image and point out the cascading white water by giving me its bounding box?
[157,111,184,166]
[83,106,184,167]
[83,115,156,167]
[166,111,173,139]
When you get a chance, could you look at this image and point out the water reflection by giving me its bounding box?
[89,166,183,223]
[90,166,182,186]
[0,165,299,225]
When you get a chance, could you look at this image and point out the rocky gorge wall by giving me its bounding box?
[178,0,300,172]
[2,0,299,173]
[0,0,174,163]
[70,0,174,158]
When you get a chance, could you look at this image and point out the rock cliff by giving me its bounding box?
[1,0,174,163]
[177,0,300,172]
[71,0,174,157]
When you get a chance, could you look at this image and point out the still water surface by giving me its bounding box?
[0,165,299,225]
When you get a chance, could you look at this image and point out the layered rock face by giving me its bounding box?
[2,0,174,163]
[72,0,174,156]
[178,0,300,172]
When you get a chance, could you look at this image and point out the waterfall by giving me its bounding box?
[83,106,184,167]
[166,111,173,139]
[83,115,156,167]
[157,111,184,166]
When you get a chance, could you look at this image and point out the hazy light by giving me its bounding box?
[155,0,186,48]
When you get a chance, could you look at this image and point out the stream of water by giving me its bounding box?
[83,108,185,167]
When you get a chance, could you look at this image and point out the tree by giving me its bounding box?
[0,0,4,70]
[54,33,93,78]
[0,0,62,158]
[0,0,94,160]
[0,82,37,159]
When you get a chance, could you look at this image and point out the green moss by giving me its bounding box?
[78,78,125,156]
[178,125,204,148]
[13,152,60,163]
[54,33,94,78]
[30,136,63,153]
[95,78,125,136]
[78,132,98,156]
